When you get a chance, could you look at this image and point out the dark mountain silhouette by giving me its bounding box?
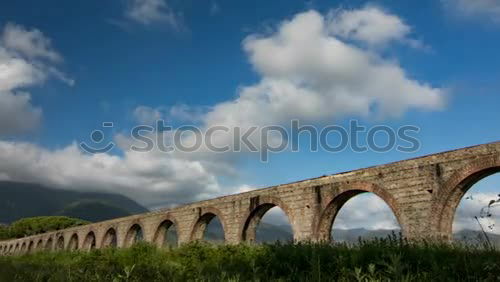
[0,181,148,224]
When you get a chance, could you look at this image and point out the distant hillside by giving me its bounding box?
[204,222,294,243]
[0,181,148,224]
[206,222,500,246]
[332,228,401,243]
[454,229,500,247]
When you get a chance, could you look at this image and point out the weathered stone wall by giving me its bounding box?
[2,141,500,255]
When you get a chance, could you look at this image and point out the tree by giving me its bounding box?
[1,216,89,239]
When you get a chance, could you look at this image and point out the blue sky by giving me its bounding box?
[0,0,499,230]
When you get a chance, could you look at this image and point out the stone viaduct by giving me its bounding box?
[1,141,500,255]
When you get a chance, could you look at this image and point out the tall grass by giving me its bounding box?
[1,236,499,281]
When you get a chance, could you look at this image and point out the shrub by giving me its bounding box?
[0,240,499,281]
[0,216,89,239]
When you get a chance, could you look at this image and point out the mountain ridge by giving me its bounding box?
[0,181,148,224]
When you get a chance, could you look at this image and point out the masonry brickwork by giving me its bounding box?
[2,141,500,255]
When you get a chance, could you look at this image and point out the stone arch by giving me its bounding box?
[55,235,65,250]
[13,243,19,253]
[153,216,179,247]
[101,227,118,248]
[432,156,500,239]
[82,231,97,250]
[240,196,295,242]
[124,223,145,247]
[27,241,34,253]
[315,182,403,242]
[45,237,54,250]
[190,207,227,241]
[20,242,27,253]
[36,239,43,250]
[68,233,79,250]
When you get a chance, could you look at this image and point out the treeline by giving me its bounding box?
[0,216,88,240]
[1,236,499,281]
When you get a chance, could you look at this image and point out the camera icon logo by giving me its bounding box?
[80,122,115,154]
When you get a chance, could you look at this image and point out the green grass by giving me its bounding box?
[1,236,500,281]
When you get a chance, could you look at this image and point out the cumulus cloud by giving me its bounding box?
[442,0,500,23]
[0,92,42,135]
[126,0,181,28]
[0,140,222,209]
[328,5,412,46]
[194,9,444,151]
[0,7,446,211]
[1,23,62,62]
[333,193,400,230]
[0,23,72,136]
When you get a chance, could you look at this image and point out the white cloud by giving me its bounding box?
[1,23,62,62]
[0,7,447,212]
[133,105,165,125]
[132,104,207,125]
[328,5,412,46]
[0,23,72,136]
[453,192,500,235]
[0,91,41,135]
[442,0,500,23]
[0,140,223,209]
[126,0,181,28]
[197,9,444,151]
[332,193,400,230]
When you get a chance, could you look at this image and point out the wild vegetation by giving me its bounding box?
[0,216,89,240]
[1,236,499,281]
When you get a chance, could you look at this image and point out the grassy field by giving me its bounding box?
[1,236,499,281]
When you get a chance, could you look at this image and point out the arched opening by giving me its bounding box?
[433,160,500,240]
[316,185,401,243]
[45,237,54,250]
[83,232,96,250]
[153,219,178,248]
[191,211,225,243]
[102,228,118,248]
[55,236,65,250]
[124,224,144,247]
[14,243,19,253]
[36,239,43,250]
[68,233,79,250]
[27,241,34,253]
[451,172,500,247]
[330,192,400,243]
[20,242,26,253]
[242,203,294,243]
